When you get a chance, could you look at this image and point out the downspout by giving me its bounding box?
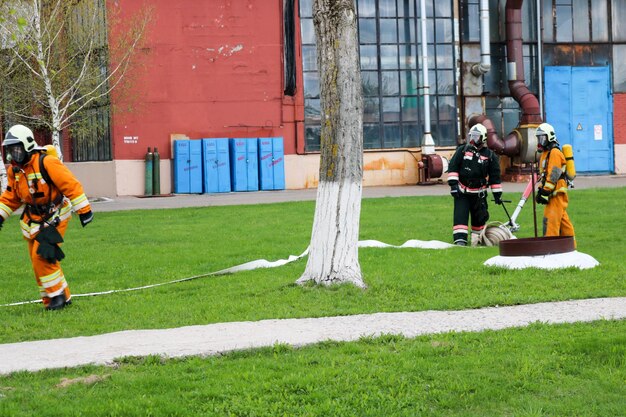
[419,0,435,155]
[505,0,542,124]
[471,0,491,76]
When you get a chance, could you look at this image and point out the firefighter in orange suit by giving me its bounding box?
[535,123,575,239]
[0,125,93,310]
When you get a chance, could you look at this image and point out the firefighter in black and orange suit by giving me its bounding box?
[447,123,503,246]
[0,125,93,310]
[534,122,575,240]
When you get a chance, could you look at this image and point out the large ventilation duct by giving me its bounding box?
[470,0,542,162]
[468,114,520,156]
[505,0,542,125]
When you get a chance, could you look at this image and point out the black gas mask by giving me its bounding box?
[536,134,549,153]
[4,143,28,165]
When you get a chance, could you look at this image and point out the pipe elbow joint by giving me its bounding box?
[471,63,491,76]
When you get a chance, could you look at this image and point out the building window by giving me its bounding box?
[300,0,457,152]
[461,0,480,42]
[70,0,112,162]
[613,0,626,41]
[613,45,626,92]
[543,0,610,43]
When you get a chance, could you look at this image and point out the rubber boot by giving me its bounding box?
[46,293,67,311]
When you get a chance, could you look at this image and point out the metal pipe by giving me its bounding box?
[468,114,520,157]
[505,0,542,124]
[471,0,492,76]
[536,0,543,117]
[419,0,435,154]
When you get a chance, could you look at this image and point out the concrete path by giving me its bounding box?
[92,175,626,212]
[1,297,624,375]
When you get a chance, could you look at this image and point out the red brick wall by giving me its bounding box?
[614,93,626,145]
[108,1,302,160]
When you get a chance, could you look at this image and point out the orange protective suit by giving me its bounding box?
[538,147,575,239]
[0,152,91,307]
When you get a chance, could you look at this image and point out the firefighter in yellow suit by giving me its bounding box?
[534,123,575,239]
[0,125,93,310]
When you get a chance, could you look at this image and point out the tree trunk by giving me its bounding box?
[0,156,7,192]
[297,0,365,288]
[51,128,63,161]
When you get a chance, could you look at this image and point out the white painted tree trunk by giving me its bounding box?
[0,156,7,192]
[50,128,62,160]
[297,0,365,288]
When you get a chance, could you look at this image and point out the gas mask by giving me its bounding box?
[536,134,548,152]
[5,144,27,165]
[468,130,484,149]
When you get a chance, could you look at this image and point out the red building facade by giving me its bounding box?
[61,0,625,196]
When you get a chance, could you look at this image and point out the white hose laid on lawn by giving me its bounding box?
[0,238,600,308]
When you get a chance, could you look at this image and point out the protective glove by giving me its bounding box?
[493,192,503,205]
[79,211,94,227]
[449,183,460,199]
[536,188,550,205]
[35,225,65,263]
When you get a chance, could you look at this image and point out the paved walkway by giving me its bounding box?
[92,175,626,212]
[1,297,624,375]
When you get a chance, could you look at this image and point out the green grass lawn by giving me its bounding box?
[0,187,624,415]
[0,321,624,416]
[0,188,626,343]
[0,187,624,344]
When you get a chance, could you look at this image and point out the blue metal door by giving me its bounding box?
[258,138,274,190]
[545,66,613,173]
[216,139,231,192]
[245,139,259,191]
[173,140,190,193]
[202,138,231,193]
[202,139,218,193]
[271,137,285,190]
[258,137,286,191]
[230,139,249,191]
[189,140,203,193]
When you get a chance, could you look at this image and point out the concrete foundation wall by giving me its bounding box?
[615,144,626,175]
[65,161,117,198]
[70,150,459,197]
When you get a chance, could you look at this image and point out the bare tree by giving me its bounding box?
[296,0,365,288]
[0,0,150,161]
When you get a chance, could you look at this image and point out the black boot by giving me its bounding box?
[46,294,67,311]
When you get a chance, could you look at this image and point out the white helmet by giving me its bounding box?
[468,123,487,148]
[3,124,37,164]
[535,122,558,151]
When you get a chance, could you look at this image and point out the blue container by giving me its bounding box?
[258,137,285,190]
[173,140,202,193]
[202,138,231,193]
[229,138,259,191]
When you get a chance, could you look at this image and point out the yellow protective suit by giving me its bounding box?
[538,147,575,239]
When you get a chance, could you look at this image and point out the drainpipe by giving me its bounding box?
[471,0,491,76]
[505,0,542,124]
[419,0,435,155]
